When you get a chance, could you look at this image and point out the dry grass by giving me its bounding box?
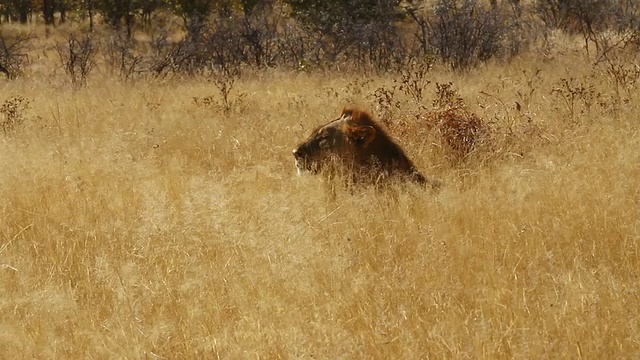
[1,31,639,358]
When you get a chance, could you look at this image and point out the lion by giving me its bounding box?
[292,108,431,186]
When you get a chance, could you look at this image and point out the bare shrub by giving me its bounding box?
[404,1,431,57]
[278,22,309,70]
[283,0,413,72]
[479,87,549,160]
[56,34,98,86]
[148,20,247,78]
[193,73,247,115]
[534,0,634,33]
[201,18,248,72]
[592,28,640,64]
[193,57,246,115]
[211,67,246,114]
[534,0,640,56]
[239,4,283,68]
[148,29,191,77]
[0,31,33,79]
[0,96,30,134]
[148,27,210,77]
[550,77,600,122]
[374,84,402,131]
[397,59,435,105]
[104,32,146,81]
[327,17,417,73]
[594,58,640,116]
[140,2,421,75]
[427,0,523,71]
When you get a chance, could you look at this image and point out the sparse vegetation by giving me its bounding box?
[426,0,520,70]
[104,32,146,81]
[0,2,639,358]
[550,77,600,122]
[56,33,98,86]
[0,31,32,79]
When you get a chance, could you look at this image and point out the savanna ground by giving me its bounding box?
[1,24,639,359]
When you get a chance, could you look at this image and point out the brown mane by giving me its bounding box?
[293,108,431,186]
[342,109,421,176]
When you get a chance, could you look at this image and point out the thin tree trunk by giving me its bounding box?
[43,0,55,25]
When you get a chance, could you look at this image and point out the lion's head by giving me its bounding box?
[293,108,428,185]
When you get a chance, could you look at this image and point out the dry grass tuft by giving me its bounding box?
[424,84,486,164]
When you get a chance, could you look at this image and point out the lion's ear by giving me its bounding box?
[346,125,376,148]
[341,108,353,120]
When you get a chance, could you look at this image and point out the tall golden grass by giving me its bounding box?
[0,27,639,358]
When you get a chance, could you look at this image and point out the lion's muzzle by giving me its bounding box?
[292,147,318,176]
[292,148,305,176]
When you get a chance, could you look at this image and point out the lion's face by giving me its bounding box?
[292,112,376,176]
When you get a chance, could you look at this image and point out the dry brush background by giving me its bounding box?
[0,24,639,358]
